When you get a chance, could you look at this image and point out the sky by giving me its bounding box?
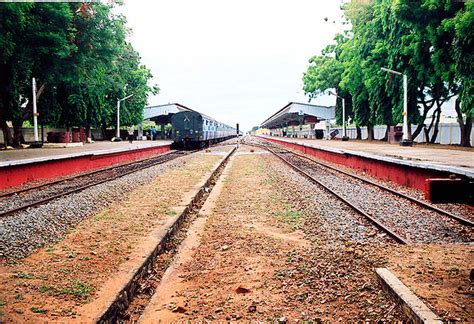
[116,0,346,131]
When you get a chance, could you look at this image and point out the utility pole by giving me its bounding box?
[115,93,133,141]
[328,91,349,141]
[381,67,412,146]
[31,78,42,148]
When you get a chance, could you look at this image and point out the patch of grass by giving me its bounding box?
[56,268,71,275]
[39,285,51,293]
[164,210,177,216]
[287,249,298,262]
[274,268,288,279]
[15,309,23,314]
[15,293,23,301]
[79,256,91,261]
[61,281,93,299]
[14,272,32,279]
[297,261,308,271]
[46,247,54,254]
[30,307,47,314]
[261,177,276,186]
[274,207,302,229]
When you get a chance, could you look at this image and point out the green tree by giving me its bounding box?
[0,2,73,146]
[303,37,356,137]
[0,2,158,146]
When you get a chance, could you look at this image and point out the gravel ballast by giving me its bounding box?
[253,138,472,244]
[0,156,190,260]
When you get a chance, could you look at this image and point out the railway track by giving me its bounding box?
[0,150,195,218]
[246,138,473,245]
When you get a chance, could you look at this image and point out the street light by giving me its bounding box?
[30,78,43,148]
[381,67,412,146]
[115,93,133,140]
[328,91,349,141]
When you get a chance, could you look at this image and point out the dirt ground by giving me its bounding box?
[386,244,473,322]
[0,152,224,321]
[139,147,406,322]
[140,150,314,321]
[1,144,471,322]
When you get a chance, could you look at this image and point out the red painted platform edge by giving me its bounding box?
[261,136,453,191]
[0,145,171,190]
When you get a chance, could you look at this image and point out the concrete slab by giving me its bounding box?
[376,268,442,324]
[259,136,474,178]
[0,140,172,168]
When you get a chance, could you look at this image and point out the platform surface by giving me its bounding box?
[260,136,474,177]
[0,140,172,167]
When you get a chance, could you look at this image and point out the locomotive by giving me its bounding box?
[171,111,237,148]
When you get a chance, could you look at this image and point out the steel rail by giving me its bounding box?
[244,141,408,244]
[257,139,474,227]
[0,150,195,218]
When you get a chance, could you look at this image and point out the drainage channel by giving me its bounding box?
[97,145,237,323]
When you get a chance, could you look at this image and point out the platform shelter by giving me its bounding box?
[260,102,335,138]
[141,103,192,139]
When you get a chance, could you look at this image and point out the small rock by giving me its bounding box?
[235,286,251,294]
[248,305,257,313]
[222,245,229,251]
[171,306,187,313]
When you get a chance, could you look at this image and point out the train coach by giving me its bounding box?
[171,111,237,148]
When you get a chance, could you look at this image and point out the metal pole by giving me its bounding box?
[342,98,347,140]
[32,78,39,143]
[116,100,120,138]
[402,74,409,141]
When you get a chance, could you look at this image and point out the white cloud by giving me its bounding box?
[117,0,345,131]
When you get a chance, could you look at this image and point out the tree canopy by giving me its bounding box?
[302,0,473,145]
[0,2,158,146]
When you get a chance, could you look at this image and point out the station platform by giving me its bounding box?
[0,140,172,190]
[258,135,474,191]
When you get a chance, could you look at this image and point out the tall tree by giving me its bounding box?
[0,3,74,146]
[0,2,158,146]
[303,37,356,137]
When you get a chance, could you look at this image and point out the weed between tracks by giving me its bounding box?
[0,153,223,321]
[118,152,231,322]
[261,153,408,321]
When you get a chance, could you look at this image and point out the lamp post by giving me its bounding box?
[381,67,412,146]
[30,78,42,148]
[328,91,349,141]
[115,93,133,140]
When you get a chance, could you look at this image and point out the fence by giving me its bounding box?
[331,123,473,145]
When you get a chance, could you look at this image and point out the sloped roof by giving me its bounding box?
[261,102,335,129]
[143,103,193,120]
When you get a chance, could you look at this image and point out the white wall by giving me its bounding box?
[330,123,473,145]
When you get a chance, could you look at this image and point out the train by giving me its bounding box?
[171,111,238,148]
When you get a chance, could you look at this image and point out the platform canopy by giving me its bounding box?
[261,102,335,129]
[143,103,193,124]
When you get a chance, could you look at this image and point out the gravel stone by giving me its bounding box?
[0,155,190,260]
